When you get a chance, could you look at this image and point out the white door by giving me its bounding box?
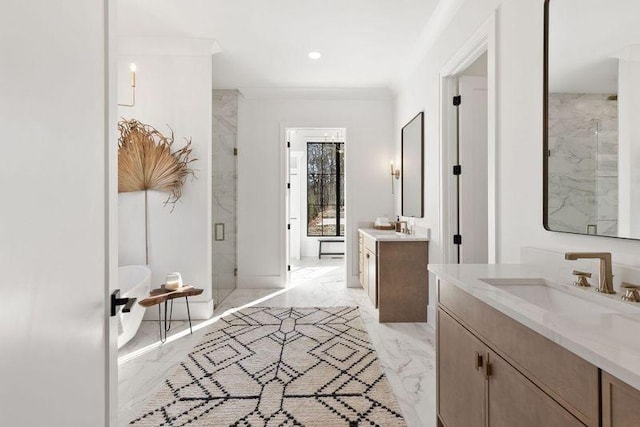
[0,1,116,426]
[458,76,489,264]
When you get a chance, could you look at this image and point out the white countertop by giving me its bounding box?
[359,228,429,242]
[428,263,640,390]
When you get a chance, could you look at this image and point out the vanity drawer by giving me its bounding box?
[438,281,599,427]
[363,233,377,255]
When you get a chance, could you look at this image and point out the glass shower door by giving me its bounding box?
[548,94,599,234]
[212,90,238,307]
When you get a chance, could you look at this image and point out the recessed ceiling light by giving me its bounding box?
[308,52,322,60]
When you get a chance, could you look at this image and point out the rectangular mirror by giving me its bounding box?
[544,0,640,239]
[402,112,424,217]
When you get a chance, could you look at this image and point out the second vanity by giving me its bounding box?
[429,263,640,427]
[358,228,429,322]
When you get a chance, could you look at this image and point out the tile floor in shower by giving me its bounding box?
[118,257,436,426]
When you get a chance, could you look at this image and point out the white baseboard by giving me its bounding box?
[237,275,283,289]
[427,304,436,328]
[347,274,361,288]
[142,298,214,321]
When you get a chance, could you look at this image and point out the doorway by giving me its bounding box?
[455,54,489,263]
[440,14,498,265]
[285,128,347,287]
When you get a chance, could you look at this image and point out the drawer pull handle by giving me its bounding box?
[485,359,493,379]
[475,352,483,370]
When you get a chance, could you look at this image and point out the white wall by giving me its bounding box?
[395,0,501,278]
[394,0,640,321]
[0,0,109,425]
[117,48,214,319]
[237,89,394,288]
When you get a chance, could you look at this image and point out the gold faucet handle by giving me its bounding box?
[621,282,640,302]
[572,270,592,278]
[572,270,592,287]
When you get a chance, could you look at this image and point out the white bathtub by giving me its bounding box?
[118,265,151,349]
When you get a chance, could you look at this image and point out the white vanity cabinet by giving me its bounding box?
[358,234,365,292]
[358,231,378,307]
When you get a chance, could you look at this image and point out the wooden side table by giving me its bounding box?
[138,285,203,343]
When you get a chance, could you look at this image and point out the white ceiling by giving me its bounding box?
[117,0,440,89]
[548,0,640,93]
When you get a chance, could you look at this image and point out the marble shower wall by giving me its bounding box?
[548,93,618,236]
[212,90,238,305]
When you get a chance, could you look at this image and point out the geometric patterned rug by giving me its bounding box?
[130,306,406,426]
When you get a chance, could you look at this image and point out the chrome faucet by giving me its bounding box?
[564,252,616,294]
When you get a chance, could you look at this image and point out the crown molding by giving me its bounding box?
[117,36,222,57]
[237,87,394,101]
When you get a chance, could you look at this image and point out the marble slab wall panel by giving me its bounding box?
[596,129,619,236]
[548,93,618,235]
[212,90,238,305]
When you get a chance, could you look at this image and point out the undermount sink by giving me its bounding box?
[480,278,623,314]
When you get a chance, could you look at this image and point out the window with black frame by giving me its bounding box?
[307,142,344,237]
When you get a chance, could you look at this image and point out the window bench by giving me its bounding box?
[318,239,345,259]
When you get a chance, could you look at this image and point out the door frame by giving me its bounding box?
[288,151,303,261]
[106,0,119,424]
[280,124,350,287]
[439,11,499,264]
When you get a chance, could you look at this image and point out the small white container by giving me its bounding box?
[165,272,183,290]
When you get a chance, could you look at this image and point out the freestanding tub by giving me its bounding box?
[118,265,151,349]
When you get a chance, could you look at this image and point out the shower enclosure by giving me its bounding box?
[547,93,618,236]
[212,90,239,306]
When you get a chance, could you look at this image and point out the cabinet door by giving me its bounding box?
[437,309,486,427]
[439,281,598,425]
[361,240,368,293]
[487,349,583,427]
[366,249,377,307]
[602,371,640,427]
[359,237,365,288]
[378,241,428,322]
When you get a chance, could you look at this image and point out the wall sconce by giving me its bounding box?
[390,160,400,194]
[118,63,137,107]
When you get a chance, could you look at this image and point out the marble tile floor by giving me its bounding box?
[118,259,436,426]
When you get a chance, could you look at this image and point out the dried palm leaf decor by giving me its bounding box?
[118,119,197,264]
[118,118,196,207]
